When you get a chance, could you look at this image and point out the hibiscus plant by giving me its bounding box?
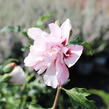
[0,14,109,109]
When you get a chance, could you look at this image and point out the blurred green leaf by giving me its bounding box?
[21,44,31,52]
[0,26,30,41]
[69,36,94,55]
[4,58,19,64]
[0,65,3,73]
[69,36,82,45]
[81,42,94,55]
[28,105,44,109]
[62,88,97,109]
[36,13,55,28]
[1,26,21,32]
[0,74,12,82]
[89,89,109,109]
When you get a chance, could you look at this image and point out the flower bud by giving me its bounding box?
[3,62,16,73]
[10,66,26,85]
[55,20,60,26]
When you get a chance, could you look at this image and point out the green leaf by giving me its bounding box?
[21,44,31,52]
[28,105,44,109]
[0,74,12,82]
[81,42,94,55]
[69,36,82,45]
[89,89,109,109]
[4,58,19,64]
[62,88,97,109]
[0,26,30,40]
[0,65,3,73]
[1,26,21,32]
[69,36,94,55]
[36,13,55,28]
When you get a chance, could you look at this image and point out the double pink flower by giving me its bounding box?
[24,19,83,88]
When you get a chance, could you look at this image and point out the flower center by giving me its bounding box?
[64,49,72,58]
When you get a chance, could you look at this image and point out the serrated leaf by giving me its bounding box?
[89,89,109,109]
[62,88,97,109]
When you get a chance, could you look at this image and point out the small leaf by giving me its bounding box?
[0,74,12,82]
[69,36,82,45]
[21,44,31,52]
[89,89,109,109]
[4,58,19,64]
[28,105,44,109]
[81,42,94,55]
[36,14,55,28]
[1,26,21,32]
[1,26,30,39]
[69,36,94,55]
[62,88,97,109]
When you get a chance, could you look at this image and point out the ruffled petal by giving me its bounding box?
[37,66,47,75]
[64,45,83,67]
[24,52,43,67]
[28,28,48,41]
[61,19,72,45]
[43,63,59,88]
[49,23,61,43]
[56,55,69,85]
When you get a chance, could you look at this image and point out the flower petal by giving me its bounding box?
[56,55,69,85]
[61,19,72,45]
[28,28,48,40]
[43,63,59,88]
[64,45,83,67]
[49,23,61,43]
[37,66,47,75]
[24,52,43,67]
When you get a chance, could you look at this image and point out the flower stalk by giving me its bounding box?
[52,86,61,109]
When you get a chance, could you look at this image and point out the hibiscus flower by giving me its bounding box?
[24,19,83,88]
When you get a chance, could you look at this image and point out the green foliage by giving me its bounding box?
[27,105,44,109]
[36,13,55,28]
[81,42,94,55]
[4,58,19,64]
[0,74,11,82]
[1,14,109,109]
[89,89,109,109]
[1,26,21,33]
[69,36,82,45]
[1,25,29,38]
[62,88,97,109]
[2,64,15,73]
[0,72,49,109]
[69,36,94,55]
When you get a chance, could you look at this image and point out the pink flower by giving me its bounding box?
[24,19,83,88]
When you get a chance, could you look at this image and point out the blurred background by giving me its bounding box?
[0,0,109,109]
